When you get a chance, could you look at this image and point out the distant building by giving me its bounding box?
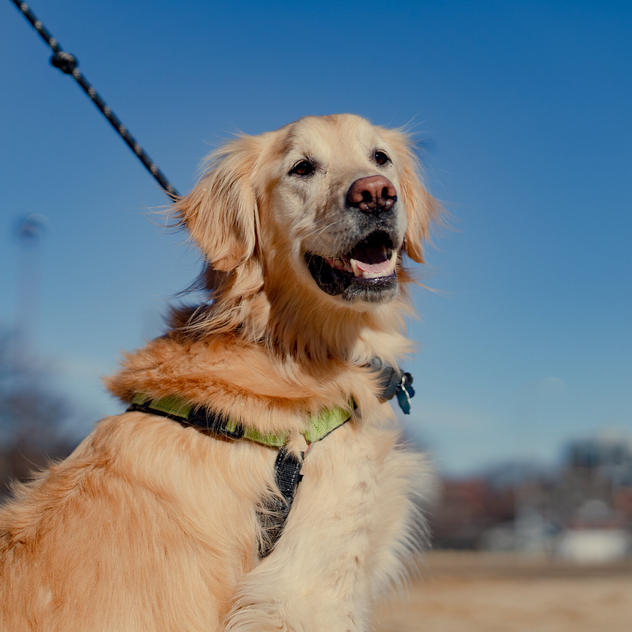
[566,437,632,486]
[431,435,632,559]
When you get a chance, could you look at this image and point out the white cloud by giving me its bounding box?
[538,376,568,396]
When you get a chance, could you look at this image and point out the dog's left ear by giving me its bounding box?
[174,135,261,271]
[380,128,439,264]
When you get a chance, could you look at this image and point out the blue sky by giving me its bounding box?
[1,0,630,474]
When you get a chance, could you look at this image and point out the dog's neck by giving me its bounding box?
[169,268,415,369]
[267,293,412,367]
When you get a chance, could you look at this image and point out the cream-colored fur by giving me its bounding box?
[0,114,438,631]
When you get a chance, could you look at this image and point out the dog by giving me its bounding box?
[0,114,439,631]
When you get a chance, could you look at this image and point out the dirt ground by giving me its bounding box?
[374,551,632,632]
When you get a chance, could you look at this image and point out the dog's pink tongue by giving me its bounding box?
[352,259,391,274]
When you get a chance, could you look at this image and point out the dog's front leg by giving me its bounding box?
[225,425,418,632]
[224,528,371,632]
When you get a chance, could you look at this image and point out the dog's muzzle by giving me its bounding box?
[305,175,402,303]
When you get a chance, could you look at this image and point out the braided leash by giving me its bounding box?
[10,0,179,200]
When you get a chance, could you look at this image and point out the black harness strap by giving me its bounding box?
[258,448,305,558]
[128,399,246,440]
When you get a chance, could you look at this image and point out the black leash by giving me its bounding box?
[10,0,179,200]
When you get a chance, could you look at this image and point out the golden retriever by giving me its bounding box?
[0,114,438,631]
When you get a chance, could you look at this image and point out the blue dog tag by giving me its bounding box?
[395,373,415,415]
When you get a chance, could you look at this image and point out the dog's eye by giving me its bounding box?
[374,151,391,166]
[289,160,315,177]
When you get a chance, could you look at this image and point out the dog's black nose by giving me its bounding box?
[346,176,397,213]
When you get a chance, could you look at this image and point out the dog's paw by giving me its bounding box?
[225,594,363,632]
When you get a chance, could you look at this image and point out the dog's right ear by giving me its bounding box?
[174,135,260,271]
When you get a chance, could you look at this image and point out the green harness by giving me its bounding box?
[129,393,353,447]
[126,362,414,557]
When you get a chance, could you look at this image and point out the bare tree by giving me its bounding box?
[0,332,74,493]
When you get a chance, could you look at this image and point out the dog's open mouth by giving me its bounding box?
[305,231,399,302]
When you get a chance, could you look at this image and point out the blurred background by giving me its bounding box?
[1,2,631,622]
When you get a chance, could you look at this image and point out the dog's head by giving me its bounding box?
[175,115,437,316]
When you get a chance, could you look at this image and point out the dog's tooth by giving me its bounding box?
[325,257,352,272]
[350,259,362,277]
[387,250,398,273]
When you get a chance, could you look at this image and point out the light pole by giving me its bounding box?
[14,213,49,361]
